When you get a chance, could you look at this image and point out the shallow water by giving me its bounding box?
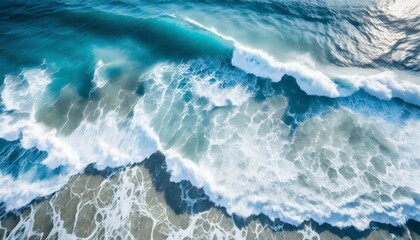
[0,0,419,235]
[1,153,419,239]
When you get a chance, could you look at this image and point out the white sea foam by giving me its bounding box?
[0,173,67,211]
[232,48,341,97]
[132,61,420,229]
[1,165,320,240]
[1,68,52,112]
[191,74,251,107]
[92,60,107,89]
[1,51,419,230]
[0,60,157,211]
[184,17,420,107]
[299,225,321,240]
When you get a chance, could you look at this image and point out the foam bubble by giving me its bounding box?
[1,51,419,229]
[92,60,107,89]
[232,48,341,97]
[191,75,251,107]
[185,17,420,107]
[232,46,420,106]
[0,173,67,211]
[0,61,157,211]
[132,60,420,229]
[0,165,313,240]
[1,67,52,112]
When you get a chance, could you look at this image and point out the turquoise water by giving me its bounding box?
[0,0,419,231]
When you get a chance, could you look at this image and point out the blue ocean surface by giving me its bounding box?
[0,0,419,237]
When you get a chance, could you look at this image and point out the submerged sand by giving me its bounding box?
[1,153,419,240]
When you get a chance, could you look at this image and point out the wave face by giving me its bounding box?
[0,0,420,233]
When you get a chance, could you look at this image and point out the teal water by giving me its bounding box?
[0,0,419,231]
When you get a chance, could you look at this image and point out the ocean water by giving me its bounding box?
[0,0,419,238]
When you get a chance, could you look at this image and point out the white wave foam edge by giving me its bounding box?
[0,64,158,211]
[184,17,420,107]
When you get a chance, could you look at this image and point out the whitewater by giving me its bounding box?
[0,0,419,237]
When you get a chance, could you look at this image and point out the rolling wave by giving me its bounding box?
[0,0,419,233]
